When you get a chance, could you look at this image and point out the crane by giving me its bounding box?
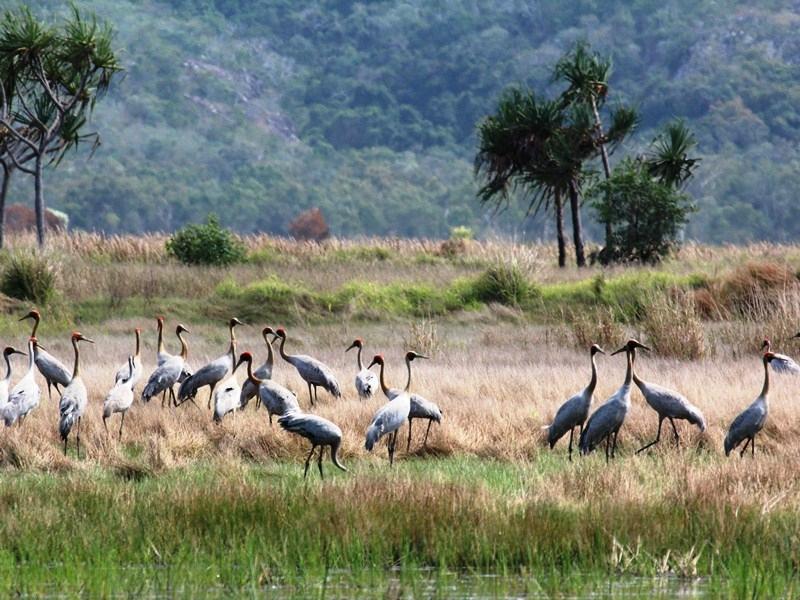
[760,338,800,373]
[155,316,171,366]
[58,332,94,457]
[388,351,441,452]
[277,411,347,479]
[212,373,242,424]
[114,328,142,388]
[240,326,277,409]
[364,354,410,466]
[579,339,648,462]
[0,346,27,423]
[631,344,706,454]
[177,317,243,408]
[236,351,299,425]
[544,344,604,460]
[142,324,190,406]
[19,309,71,399]
[346,338,379,400]
[724,351,778,457]
[2,337,41,427]
[274,327,341,406]
[103,355,136,440]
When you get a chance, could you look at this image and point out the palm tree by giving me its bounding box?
[645,120,700,189]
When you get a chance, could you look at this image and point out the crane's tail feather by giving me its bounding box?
[685,405,706,432]
[59,412,78,441]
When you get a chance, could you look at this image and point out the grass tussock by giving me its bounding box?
[0,251,57,305]
[641,289,706,359]
[569,305,626,350]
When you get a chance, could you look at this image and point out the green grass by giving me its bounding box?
[0,457,798,596]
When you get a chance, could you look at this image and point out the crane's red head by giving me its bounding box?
[761,339,771,351]
[346,338,363,352]
[275,327,287,338]
[72,331,94,343]
[611,338,650,356]
[764,351,776,363]
[156,315,165,323]
[367,354,384,368]
[405,351,429,362]
[3,346,24,357]
[590,343,605,355]
[19,309,40,322]
[135,327,141,334]
[229,317,244,328]
[176,324,189,334]
[235,351,253,371]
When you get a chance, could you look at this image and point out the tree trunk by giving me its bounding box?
[0,163,10,250]
[555,191,566,268]
[591,96,613,249]
[34,153,45,247]
[568,180,586,267]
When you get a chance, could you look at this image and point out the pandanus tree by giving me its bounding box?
[0,6,120,246]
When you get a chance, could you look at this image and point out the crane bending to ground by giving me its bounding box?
[236,352,299,425]
[274,327,341,406]
[59,332,94,457]
[114,328,142,388]
[2,338,40,427]
[103,356,136,440]
[0,346,27,424]
[544,344,604,460]
[20,309,71,400]
[178,317,243,408]
[346,338,379,400]
[278,411,346,479]
[724,351,778,457]
[142,325,190,406]
[240,327,276,410]
[579,339,648,462]
[630,343,706,454]
[212,373,242,425]
[365,354,410,465]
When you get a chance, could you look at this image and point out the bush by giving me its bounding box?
[468,263,538,307]
[641,289,706,359]
[569,306,626,350]
[1,252,56,304]
[288,208,330,242]
[166,215,246,266]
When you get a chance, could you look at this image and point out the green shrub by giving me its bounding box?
[467,263,538,307]
[166,215,246,266]
[1,252,56,304]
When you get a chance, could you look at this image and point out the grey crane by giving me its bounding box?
[391,351,441,452]
[761,338,800,374]
[274,327,341,406]
[142,325,190,406]
[177,317,243,408]
[236,351,299,425]
[103,355,136,440]
[20,309,71,399]
[239,326,276,410]
[2,338,40,427]
[153,317,191,406]
[278,411,347,479]
[724,351,778,457]
[631,344,706,454]
[346,338,379,400]
[59,331,94,457]
[365,354,410,466]
[544,344,604,460]
[0,346,27,424]
[114,328,142,388]
[579,339,648,462]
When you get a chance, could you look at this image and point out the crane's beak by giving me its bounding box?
[345,342,357,352]
[35,342,46,350]
[416,354,430,360]
[596,347,606,355]
[635,343,651,351]
[82,337,95,344]
[610,346,627,356]
[18,314,30,322]
[13,350,27,357]
[367,359,379,369]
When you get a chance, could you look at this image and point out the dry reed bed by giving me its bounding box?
[2,321,800,511]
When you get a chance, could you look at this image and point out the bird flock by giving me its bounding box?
[1,309,796,476]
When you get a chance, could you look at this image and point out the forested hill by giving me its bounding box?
[13,0,800,242]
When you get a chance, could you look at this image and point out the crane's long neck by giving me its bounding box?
[246,357,262,385]
[623,349,633,386]
[3,352,12,382]
[356,345,364,370]
[134,330,141,358]
[228,323,237,360]
[157,320,165,354]
[760,357,771,399]
[71,338,81,379]
[178,331,188,359]
[378,362,390,396]
[264,335,274,370]
[403,356,413,392]
[278,335,292,362]
[586,351,598,395]
[30,315,39,338]
[630,348,643,386]
[27,341,35,373]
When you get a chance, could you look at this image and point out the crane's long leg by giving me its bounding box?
[304,445,316,479]
[161,389,167,408]
[76,417,82,460]
[423,420,433,448]
[314,385,319,406]
[604,434,610,464]
[751,436,756,457]
[388,431,397,466]
[63,435,68,456]
[611,429,619,459]
[103,416,109,436]
[740,438,751,457]
[307,383,314,407]
[567,427,574,462]
[118,412,126,441]
[406,418,413,453]
[668,418,680,448]
[207,383,217,410]
[47,380,53,401]
[317,446,324,479]
[636,417,664,454]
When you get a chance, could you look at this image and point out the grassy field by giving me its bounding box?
[1,234,800,596]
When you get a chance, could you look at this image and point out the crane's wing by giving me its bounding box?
[770,353,800,375]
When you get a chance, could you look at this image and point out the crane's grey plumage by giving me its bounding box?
[114,328,142,388]
[545,344,604,460]
[104,355,136,440]
[632,345,706,454]
[724,352,777,457]
[212,374,242,423]
[240,327,276,409]
[346,338,379,400]
[142,325,189,406]
[20,310,71,400]
[0,338,35,427]
[177,318,242,408]
[275,327,341,406]
[237,352,299,425]
[0,344,30,426]
[761,338,800,374]
[365,354,410,465]
[388,351,441,452]
[278,411,346,479]
[58,332,94,457]
[579,340,648,462]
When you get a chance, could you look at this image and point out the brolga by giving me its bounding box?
[278,411,347,479]
[103,356,136,440]
[760,338,800,374]
[59,332,95,457]
[364,354,410,466]
[142,325,190,406]
[178,317,243,408]
[155,316,171,366]
[346,338,379,400]
[385,351,441,453]
[274,327,341,406]
[0,346,27,425]
[240,326,277,410]
[724,351,779,457]
[236,351,299,425]
[628,342,706,454]
[20,309,71,399]
[114,328,142,389]
[212,372,242,424]
[579,339,646,462]
[544,344,604,461]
